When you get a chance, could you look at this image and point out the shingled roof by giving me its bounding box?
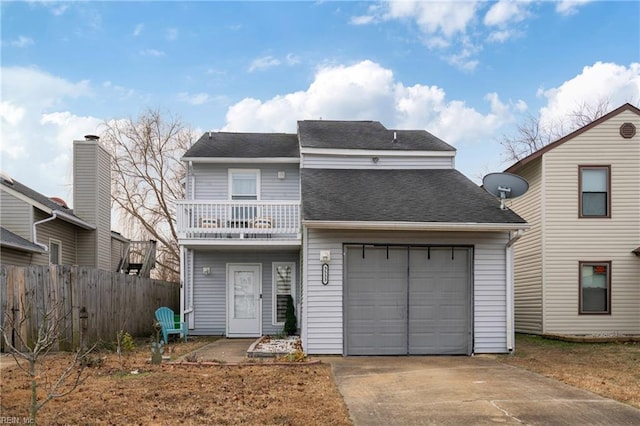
[0,226,45,253]
[183,132,299,159]
[1,174,74,214]
[301,168,526,225]
[297,120,455,152]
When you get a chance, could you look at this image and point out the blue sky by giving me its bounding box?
[1,0,639,205]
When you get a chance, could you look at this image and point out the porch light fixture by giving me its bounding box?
[202,267,211,275]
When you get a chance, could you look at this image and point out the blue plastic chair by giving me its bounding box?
[155,307,187,344]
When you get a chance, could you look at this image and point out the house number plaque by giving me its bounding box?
[322,263,329,285]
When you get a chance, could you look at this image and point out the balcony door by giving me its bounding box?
[227,264,262,337]
[229,169,260,226]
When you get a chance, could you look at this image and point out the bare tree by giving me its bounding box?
[1,297,95,423]
[100,109,196,282]
[501,98,613,163]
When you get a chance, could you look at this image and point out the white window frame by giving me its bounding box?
[272,262,296,325]
[228,169,261,200]
[49,238,62,265]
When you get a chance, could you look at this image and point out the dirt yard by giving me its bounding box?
[1,337,351,425]
[498,333,640,409]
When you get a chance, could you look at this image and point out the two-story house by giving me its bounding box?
[506,103,640,336]
[177,121,528,355]
[0,136,156,277]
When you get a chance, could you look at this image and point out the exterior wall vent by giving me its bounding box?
[619,122,636,139]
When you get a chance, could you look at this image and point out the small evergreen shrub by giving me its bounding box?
[284,295,297,336]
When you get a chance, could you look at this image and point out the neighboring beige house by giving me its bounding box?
[0,136,156,277]
[506,103,640,336]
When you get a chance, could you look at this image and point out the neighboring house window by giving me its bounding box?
[273,262,295,325]
[579,261,611,315]
[579,166,610,218]
[49,239,62,265]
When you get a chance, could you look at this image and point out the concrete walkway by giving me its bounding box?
[324,355,640,425]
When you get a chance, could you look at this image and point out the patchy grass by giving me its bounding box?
[498,333,640,409]
[1,336,351,425]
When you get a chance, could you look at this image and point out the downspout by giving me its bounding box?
[179,245,185,326]
[33,211,61,251]
[505,229,525,352]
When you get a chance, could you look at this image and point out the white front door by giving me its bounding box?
[227,264,262,337]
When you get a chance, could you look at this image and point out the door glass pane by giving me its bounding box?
[234,271,256,319]
[581,264,607,312]
[275,265,292,322]
[582,169,607,191]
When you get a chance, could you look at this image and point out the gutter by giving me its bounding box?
[505,229,525,352]
[33,210,97,251]
[303,220,529,233]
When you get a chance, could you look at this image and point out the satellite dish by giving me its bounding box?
[483,172,529,210]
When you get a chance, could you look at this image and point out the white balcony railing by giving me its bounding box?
[176,200,300,241]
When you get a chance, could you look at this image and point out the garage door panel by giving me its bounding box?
[346,247,408,355]
[346,245,471,355]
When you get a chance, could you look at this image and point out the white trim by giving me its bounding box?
[300,147,455,157]
[182,157,299,164]
[272,262,296,326]
[228,168,261,201]
[226,263,262,337]
[302,220,530,232]
[49,238,62,265]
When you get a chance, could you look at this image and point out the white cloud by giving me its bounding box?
[385,1,479,38]
[177,92,212,105]
[6,36,34,48]
[133,23,144,37]
[537,62,640,130]
[166,28,178,41]
[0,67,102,201]
[140,49,165,57]
[484,0,530,27]
[223,60,512,148]
[248,56,281,73]
[286,53,301,66]
[555,0,592,16]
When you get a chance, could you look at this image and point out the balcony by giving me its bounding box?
[176,200,301,246]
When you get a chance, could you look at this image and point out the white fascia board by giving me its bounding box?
[181,157,300,164]
[299,148,455,157]
[302,220,529,232]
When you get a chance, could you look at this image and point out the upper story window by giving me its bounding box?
[579,166,610,218]
[229,169,260,200]
[49,239,61,265]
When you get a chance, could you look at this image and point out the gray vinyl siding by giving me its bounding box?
[0,190,32,240]
[30,209,77,266]
[191,163,300,200]
[541,110,640,335]
[110,237,127,272]
[510,159,544,334]
[301,154,454,169]
[189,249,300,335]
[302,229,510,355]
[73,140,111,270]
[0,247,34,266]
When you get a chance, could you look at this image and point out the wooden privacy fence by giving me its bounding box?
[0,265,179,352]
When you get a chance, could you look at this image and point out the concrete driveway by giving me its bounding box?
[325,355,640,425]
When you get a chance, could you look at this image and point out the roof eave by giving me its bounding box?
[302,220,529,232]
[1,241,46,254]
[54,210,96,230]
[181,157,300,164]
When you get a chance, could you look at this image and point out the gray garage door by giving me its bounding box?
[345,245,472,355]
